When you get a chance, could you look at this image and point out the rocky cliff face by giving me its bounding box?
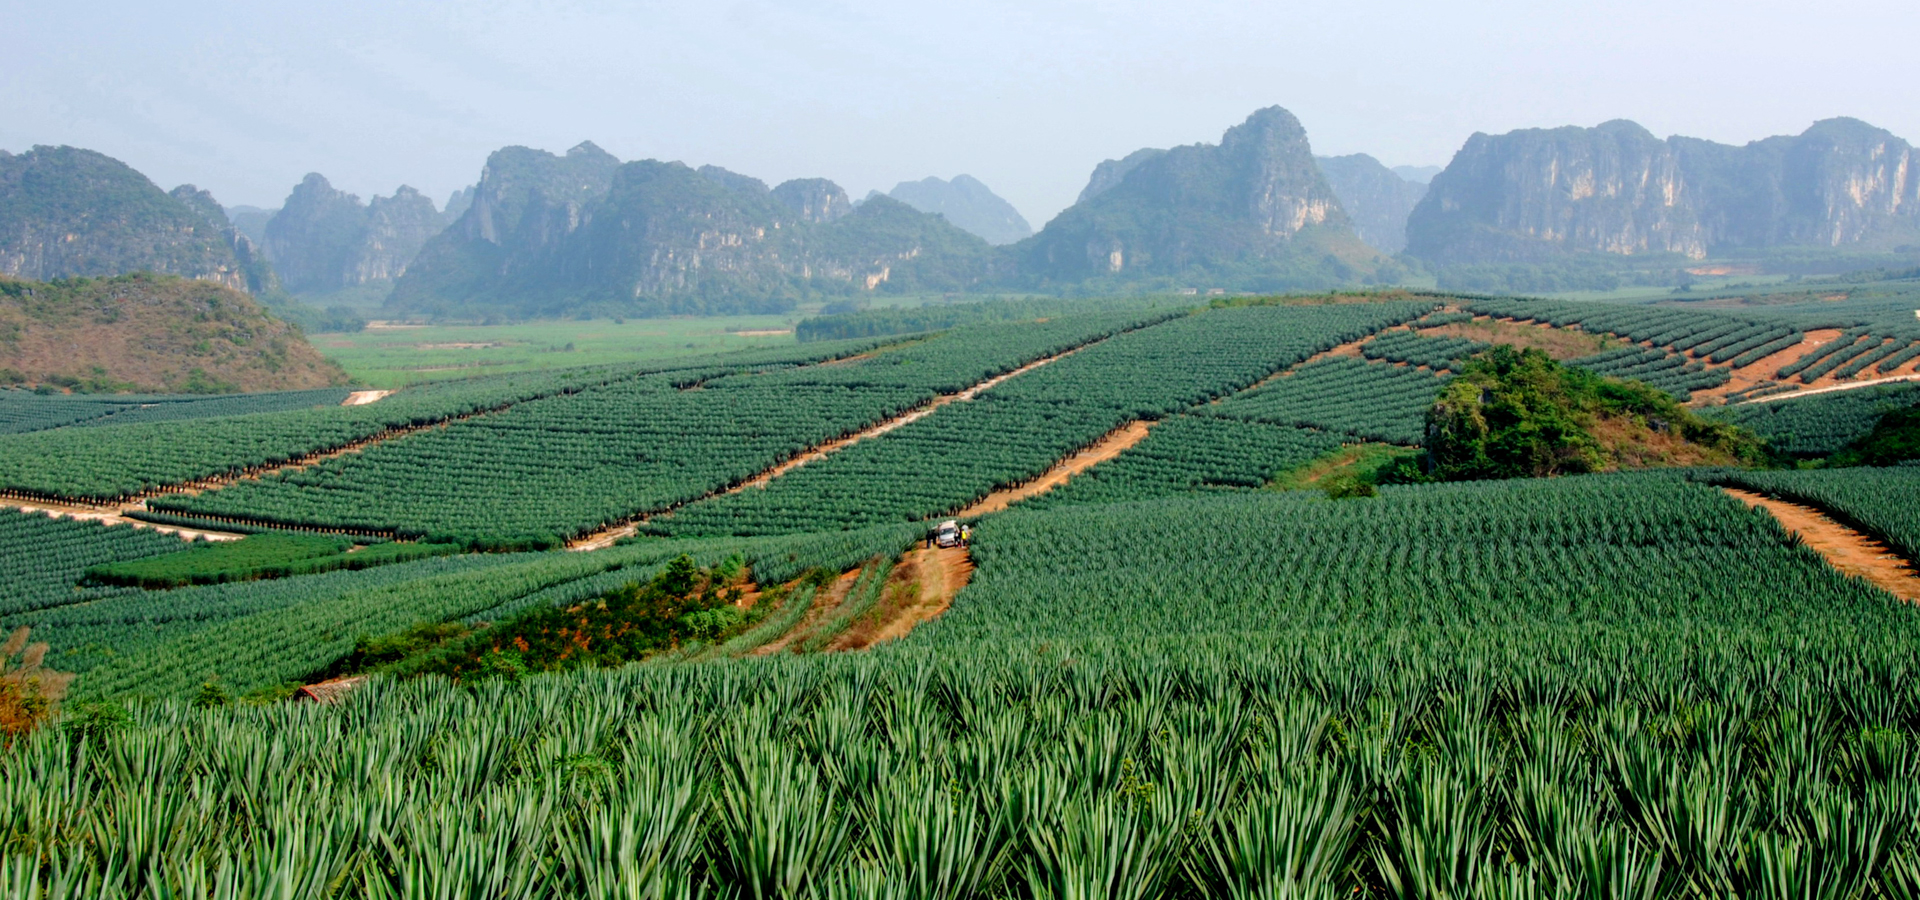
[1014,106,1376,288]
[391,146,992,318]
[395,142,621,309]
[262,174,448,294]
[1408,118,1920,264]
[1315,153,1427,253]
[1407,121,1704,264]
[441,186,475,226]
[772,178,852,223]
[169,185,277,296]
[1672,118,1920,251]
[886,175,1032,245]
[0,146,248,290]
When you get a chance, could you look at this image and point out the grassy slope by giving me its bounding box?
[0,273,348,392]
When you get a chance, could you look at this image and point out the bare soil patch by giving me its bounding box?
[731,329,793,337]
[1591,417,1742,469]
[1725,488,1920,603]
[752,567,863,656]
[341,390,393,406]
[1691,329,1863,405]
[956,421,1155,516]
[832,547,973,649]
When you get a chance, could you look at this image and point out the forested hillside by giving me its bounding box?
[0,147,251,289]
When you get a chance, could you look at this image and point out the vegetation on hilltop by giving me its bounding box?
[0,273,348,393]
[1828,404,1920,467]
[1425,345,1762,479]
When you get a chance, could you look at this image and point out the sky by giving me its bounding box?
[6,0,1918,228]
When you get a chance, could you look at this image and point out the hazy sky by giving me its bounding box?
[7,0,1917,226]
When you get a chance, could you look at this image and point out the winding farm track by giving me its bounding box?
[954,420,1156,517]
[1724,488,1920,603]
[1744,371,1920,404]
[832,546,972,649]
[5,500,245,542]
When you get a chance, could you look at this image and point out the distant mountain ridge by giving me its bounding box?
[1315,153,1428,253]
[884,176,1032,245]
[263,174,449,295]
[1407,117,1920,264]
[390,143,996,318]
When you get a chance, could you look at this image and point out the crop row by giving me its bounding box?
[1459,297,1789,358]
[928,471,1897,645]
[0,510,187,617]
[1360,329,1487,369]
[650,303,1432,537]
[1014,416,1346,510]
[0,334,942,503]
[146,315,1172,545]
[1707,466,1920,563]
[1778,327,1920,382]
[49,522,919,700]
[1704,382,1920,456]
[0,388,356,435]
[1567,347,1731,399]
[1201,356,1448,445]
[11,469,1920,896]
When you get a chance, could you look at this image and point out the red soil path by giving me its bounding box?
[1724,488,1920,604]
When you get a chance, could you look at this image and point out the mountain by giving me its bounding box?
[390,142,621,314]
[391,144,994,319]
[262,174,446,295]
[1406,118,1920,265]
[1315,153,1427,253]
[225,205,275,245]
[1012,106,1381,290]
[441,186,475,225]
[1392,165,1442,184]
[886,175,1032,245]
[168,185,277,296]
[773,178,852,223]
[0,146,249,290]
[0,273,347,393]
[1077,149,1167,204]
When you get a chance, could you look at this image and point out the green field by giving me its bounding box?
[5,291,1920,896]
[316,315,803,387]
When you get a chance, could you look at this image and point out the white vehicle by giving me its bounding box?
[933,519,962,548]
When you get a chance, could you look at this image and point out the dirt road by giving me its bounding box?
[956,421,1154,516]
[831,546,973,649]
[1724,488,1920,603]
[3,500,245,542]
